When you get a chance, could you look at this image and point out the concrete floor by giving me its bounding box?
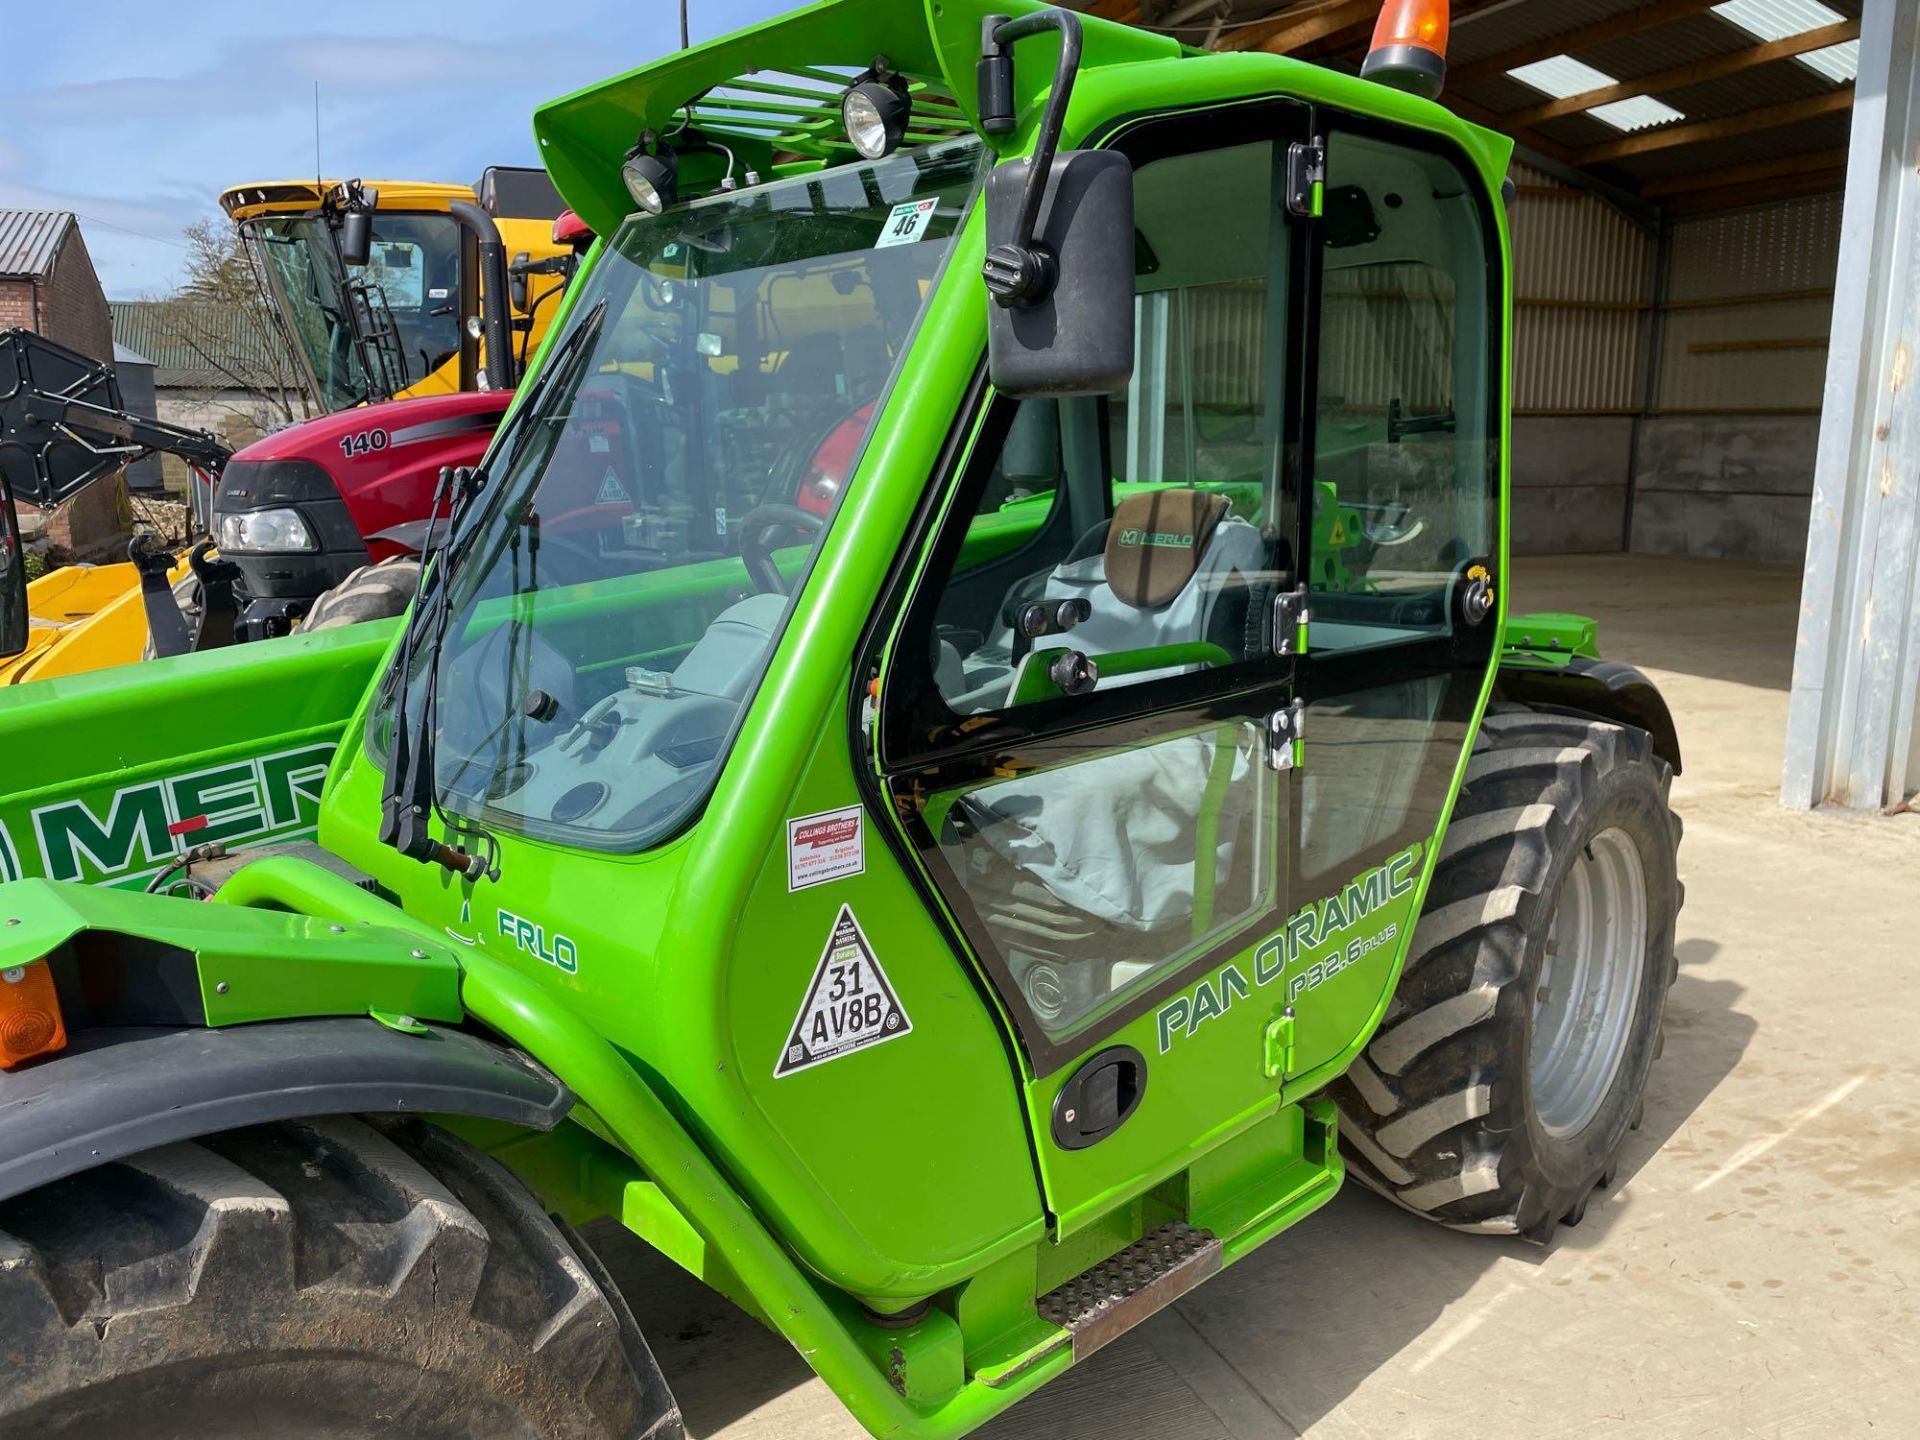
[592,555,1920,1439]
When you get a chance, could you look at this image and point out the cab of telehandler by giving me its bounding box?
[316,0,1513,1307]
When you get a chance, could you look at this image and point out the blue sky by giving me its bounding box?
[3,0,790,298]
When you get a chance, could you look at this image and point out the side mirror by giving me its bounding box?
[510,252,531,314]
[338,208,375,268]
[978,9,1135,398]
[0,485,28,661]
[985,150,1134,397]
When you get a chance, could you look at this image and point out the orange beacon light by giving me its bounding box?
[1361,0,1451,101]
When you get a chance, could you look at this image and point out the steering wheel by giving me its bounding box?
[738,505,825,596]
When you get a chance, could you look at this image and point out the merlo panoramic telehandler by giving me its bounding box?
[0,1,1684,1434]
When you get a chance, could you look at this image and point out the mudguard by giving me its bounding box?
[1493,655,1683,775]
[0,1018,570,1203]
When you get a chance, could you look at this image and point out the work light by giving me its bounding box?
[1361,0,1451,100]
[842,76,911,160]
[622,140,679,214]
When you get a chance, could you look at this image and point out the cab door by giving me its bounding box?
[871,101,1318,1229]
[1280,116,1507,1084]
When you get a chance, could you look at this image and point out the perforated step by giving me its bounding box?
[1037,1222,1222,1363]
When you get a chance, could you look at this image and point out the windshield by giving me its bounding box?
[383,139,985,853]
[247,211,464,409]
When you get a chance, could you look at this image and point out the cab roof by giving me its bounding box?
[532,0,1176,237]
[530,0,1512,240]
[219,180,478,221]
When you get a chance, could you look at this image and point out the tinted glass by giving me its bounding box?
[388,140,986,854]
[1307,132,1494,656]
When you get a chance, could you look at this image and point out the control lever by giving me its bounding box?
[1048,649,1099,697]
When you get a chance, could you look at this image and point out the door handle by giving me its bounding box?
[1458,562,1496,628]
[1052,1045,1147,1149]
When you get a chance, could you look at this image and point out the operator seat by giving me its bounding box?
[947,489,1267,1029]
[949,487,1266,708]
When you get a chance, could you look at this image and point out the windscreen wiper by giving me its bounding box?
[378,299,609,875]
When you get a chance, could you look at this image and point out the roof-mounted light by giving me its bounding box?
[621,134,678,215]
[1361,0,1451,101]
[842,63,912,161]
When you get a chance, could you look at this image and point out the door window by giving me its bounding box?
[1306,131,1495,656]
[1297,126,1501,889]
[881,124,1306,1062]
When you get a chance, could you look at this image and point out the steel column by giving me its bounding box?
[1783,0,1920,812]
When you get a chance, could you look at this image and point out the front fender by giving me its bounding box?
[0,1017,569,1204]
[1494,656,1683,775]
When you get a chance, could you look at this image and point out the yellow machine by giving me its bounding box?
[220,167,577,411]
[2,168,580,688]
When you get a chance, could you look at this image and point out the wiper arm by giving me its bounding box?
[377,298,609,875]
[379,463,480,872]
[482,297,609,487]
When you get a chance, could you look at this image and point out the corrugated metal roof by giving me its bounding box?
[108,299,291,390]
[0,211,76,279]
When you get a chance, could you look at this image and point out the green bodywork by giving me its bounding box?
[0,4,1583,1435]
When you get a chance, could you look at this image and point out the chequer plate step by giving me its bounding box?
[1036,1221,1223,1363]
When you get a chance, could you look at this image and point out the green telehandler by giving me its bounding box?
[0,1,1684,1434]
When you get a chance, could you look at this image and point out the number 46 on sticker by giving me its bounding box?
[876,199,938,249]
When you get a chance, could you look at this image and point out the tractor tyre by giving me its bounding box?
[0,1117,683,1439]
[1330,707,1682,1244]
[302,556,423,633]
[138,571,204,662]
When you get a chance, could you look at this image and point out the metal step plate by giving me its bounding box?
[1037,1221,1223,1363]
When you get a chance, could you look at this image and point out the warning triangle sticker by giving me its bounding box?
[774,905,912,1078]
[595,467,629,505]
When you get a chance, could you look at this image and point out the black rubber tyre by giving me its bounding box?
[301,556,423,633]
[1331,706,1683,1243]
[0,1117,683,1439]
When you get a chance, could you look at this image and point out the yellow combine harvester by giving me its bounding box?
[2,168,579,687]
[221,166,577,408]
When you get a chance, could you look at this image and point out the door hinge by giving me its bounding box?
[1266,699,1305,772]
[1285,140,1326,219]
[1263,1007,1297,1081]
[1272,584,1310,657]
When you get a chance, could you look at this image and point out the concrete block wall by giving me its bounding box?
[1509,415,1634,555]
[1628,415,1819,567]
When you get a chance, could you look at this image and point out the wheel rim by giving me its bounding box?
[1529,827,1649,1138]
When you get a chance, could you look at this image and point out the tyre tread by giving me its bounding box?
[1329,706,1682,1241]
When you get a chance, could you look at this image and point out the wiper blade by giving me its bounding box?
[377,298,609,875]
[379,464,474,871]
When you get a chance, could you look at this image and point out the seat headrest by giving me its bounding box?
[1104,489,1232,609]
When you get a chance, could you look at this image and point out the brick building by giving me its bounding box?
[1,212,125,559]
[0,211,112,364]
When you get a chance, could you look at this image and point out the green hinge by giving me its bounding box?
[1262,1007,1297,1081]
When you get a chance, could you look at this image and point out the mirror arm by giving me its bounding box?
[979,8,1084,308]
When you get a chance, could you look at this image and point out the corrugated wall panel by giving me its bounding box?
[1659,193,1842,412]
[1507,163,1655,413]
